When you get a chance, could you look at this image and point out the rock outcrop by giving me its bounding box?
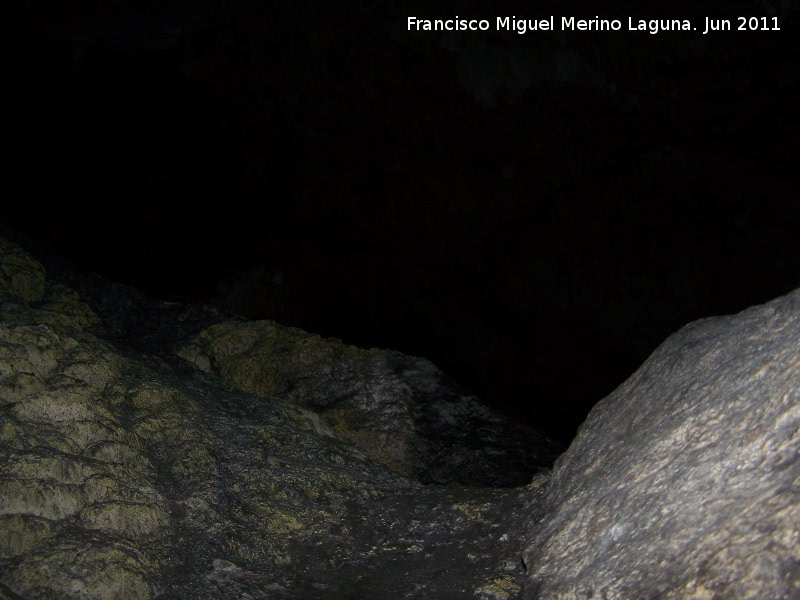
[0,233,552,598]
[179,321,559,486]
[522,288,800,599]
[3,231,800,599]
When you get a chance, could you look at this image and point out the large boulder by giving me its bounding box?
[522,288,800,599]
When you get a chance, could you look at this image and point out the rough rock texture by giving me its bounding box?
[179,321,560,486]
[0,232,552,599]
[4,229,800,599]
[522,288,800,599]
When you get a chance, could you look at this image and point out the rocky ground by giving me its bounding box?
[3,216,800,598]
[0,230,554,599]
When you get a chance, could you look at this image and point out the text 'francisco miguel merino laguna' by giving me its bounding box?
[407,16,781,35]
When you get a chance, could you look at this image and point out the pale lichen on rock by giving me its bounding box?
[4,228,799,599]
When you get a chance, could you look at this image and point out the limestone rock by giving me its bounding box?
[522,288,800,599]
[0,233,542,598]
[179,320,560,486]
[6,224,800,599]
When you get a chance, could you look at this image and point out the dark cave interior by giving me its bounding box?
[5,0,800,444]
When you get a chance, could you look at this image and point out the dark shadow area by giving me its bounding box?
[5,0,799,443]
